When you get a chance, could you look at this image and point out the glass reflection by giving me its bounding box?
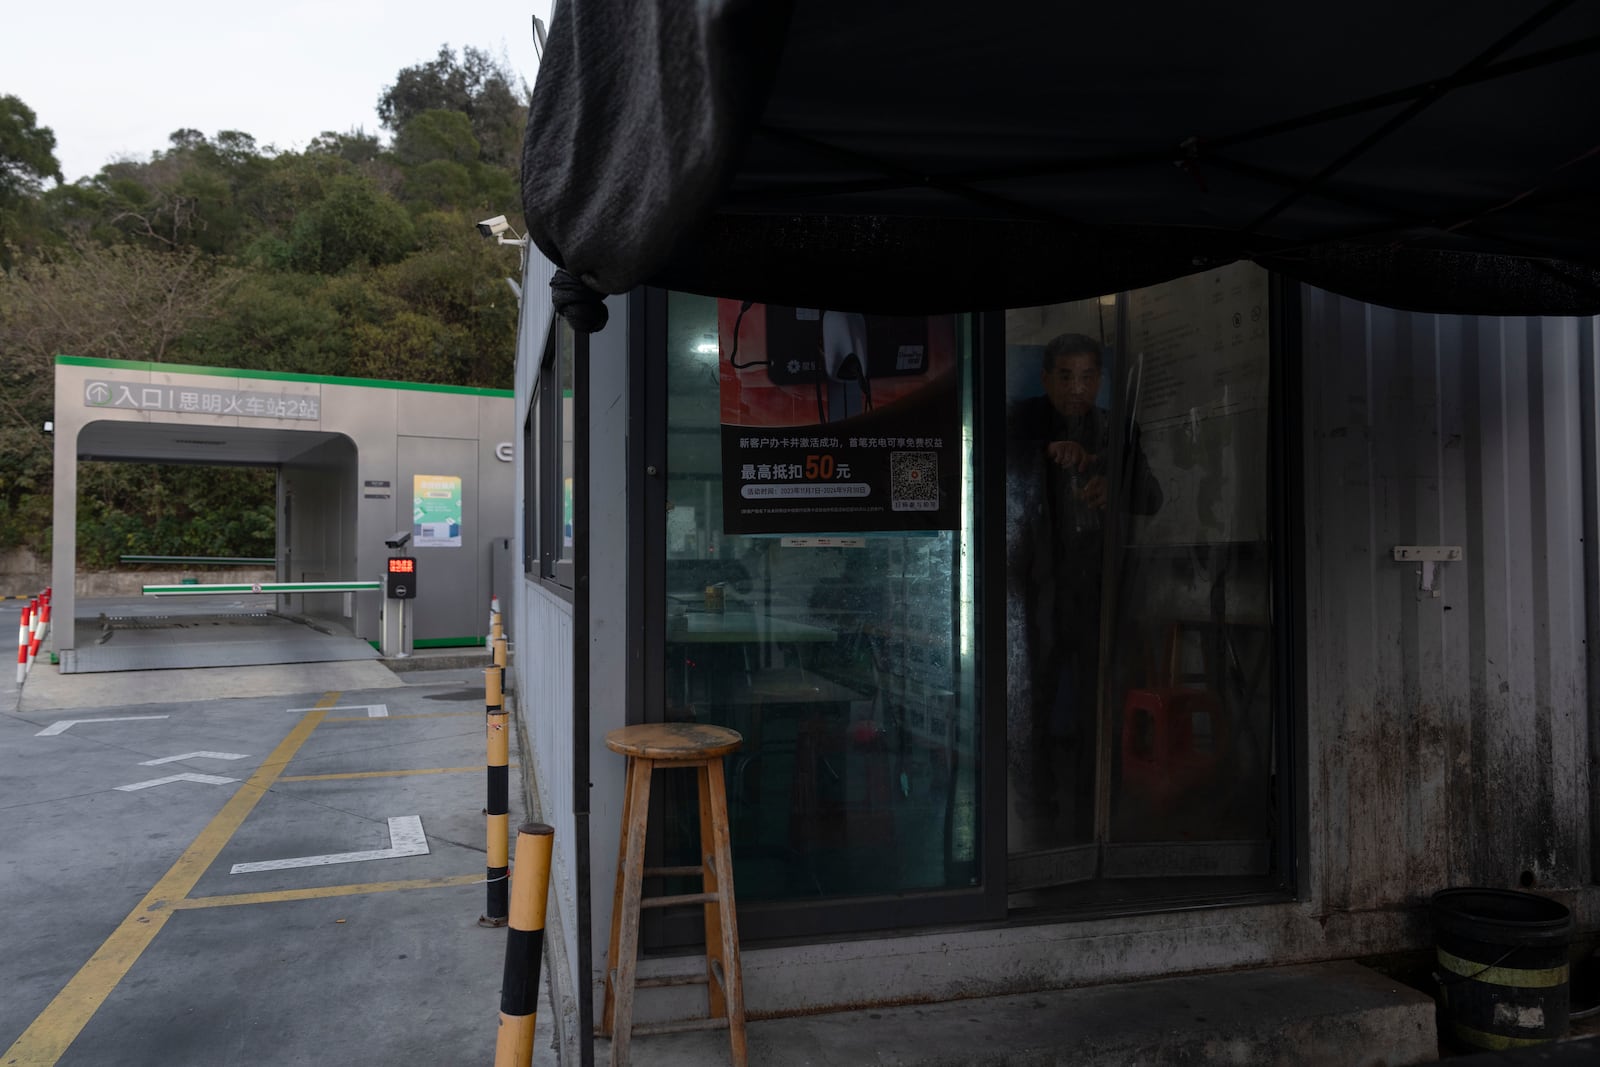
[1005,264,1277,898]
[661,292,979,902]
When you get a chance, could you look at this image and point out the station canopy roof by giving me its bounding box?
[521,0,1600,320]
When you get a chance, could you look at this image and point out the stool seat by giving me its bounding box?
[605,722,743,760]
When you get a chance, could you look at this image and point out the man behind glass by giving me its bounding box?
[1010,332,1162,837]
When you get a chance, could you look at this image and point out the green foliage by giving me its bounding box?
[0,95,63,197]
[0,94,64,267]
[377,46,527,169]
[394,110,479,167]
[286,174,416,274]
[170,272,351,373]
[0,42,525,557]
[75,464,276,569]
[307,128,383,165]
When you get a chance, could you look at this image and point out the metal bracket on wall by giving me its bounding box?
[1392,545,1463,600]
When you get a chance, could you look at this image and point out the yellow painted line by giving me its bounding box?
[279,764,517,783]
[280,766,478,782]
[172,873,483,910]
[3,693,338,1066]
[327,711,480,722]
[1437,948,1568,988]
[1446,1019,1554,1050]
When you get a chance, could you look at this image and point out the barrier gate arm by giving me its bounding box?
[142,581,382,597]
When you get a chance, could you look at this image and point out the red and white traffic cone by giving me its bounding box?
[37,593,50,642]
[17,602,31,684]
[27,596,44,671]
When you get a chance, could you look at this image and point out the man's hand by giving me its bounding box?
[1078,475,1108,509]
[1047,440,1094,471]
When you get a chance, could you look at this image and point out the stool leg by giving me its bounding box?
[703,758,747,1067]
[609,756,654,1067]
[696,763,727,1021]
[600,751,641,1037]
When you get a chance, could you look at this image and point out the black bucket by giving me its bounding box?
[1430,887,1572,1052]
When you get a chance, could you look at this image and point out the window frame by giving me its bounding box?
[631,275,1304,946]
[533,318,576,594]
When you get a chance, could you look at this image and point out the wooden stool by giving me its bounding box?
[601,722,747,1067]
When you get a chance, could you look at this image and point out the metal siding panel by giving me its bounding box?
[1364,303,1409,905]
[1434,312,1475,890]
[1533,318,1587,880]
[519,587,579,1036]
[1304,288,1386,912]
[1304,290,1594,914]
[1396,309,1451,899]
[1471,317,1541,882]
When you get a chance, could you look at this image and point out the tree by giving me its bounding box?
[0,95,64,266]
[377,45,528,169]
[0,95,62,200]
[307,128,383,166]
[393,109,480,168]
[286,173,415,274]
[0,240,240,549]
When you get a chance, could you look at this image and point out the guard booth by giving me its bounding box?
[51,356,516,671]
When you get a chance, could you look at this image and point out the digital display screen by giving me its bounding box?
[388,558,415,574]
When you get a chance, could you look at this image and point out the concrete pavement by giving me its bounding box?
[2,656,554,1067]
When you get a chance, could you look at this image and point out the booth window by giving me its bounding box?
[650,291,984,941]
[1002,262,1291,908]
[533,318,576,590]
[522,402,538,577]
[642,266,1292,942]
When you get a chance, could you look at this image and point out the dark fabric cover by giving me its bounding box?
[523,0,1600,317]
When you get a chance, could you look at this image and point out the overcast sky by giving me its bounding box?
[7,1,552,183]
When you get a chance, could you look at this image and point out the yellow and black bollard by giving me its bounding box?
[495,822,554,1067]
[479,664,511,927]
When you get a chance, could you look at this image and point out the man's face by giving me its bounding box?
[1041,351,1101,418]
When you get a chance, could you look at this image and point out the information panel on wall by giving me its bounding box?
[412,474,463,547]
[717,302,963,535]
[1124,262,1271,546]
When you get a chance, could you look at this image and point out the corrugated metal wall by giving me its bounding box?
[512,248,633,1063]
[510,249,586,1057]
[1301,289,1596,916]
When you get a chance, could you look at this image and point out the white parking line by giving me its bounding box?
[139,752,251,766]
[229,816,428,874]
[117,773,238,792]
[286,703,388,718]
[36,715,170,736]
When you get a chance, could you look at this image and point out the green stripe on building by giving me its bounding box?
[56,355,512,397]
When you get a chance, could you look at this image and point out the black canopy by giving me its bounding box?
[522,0,1600,319]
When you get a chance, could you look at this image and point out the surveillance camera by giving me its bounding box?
[477,215,510,239]
[385,531,413,550]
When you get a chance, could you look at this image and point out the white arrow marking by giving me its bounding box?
[139,751,251,766]
[286,703,388,718]
[117,773,238,792]
[230,816,428,874]
[36,715,169,736]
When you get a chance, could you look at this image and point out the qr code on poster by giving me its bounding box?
[890,451,939,511]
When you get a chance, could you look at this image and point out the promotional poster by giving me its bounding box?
[412,474,463,547]
[718,301,963,535]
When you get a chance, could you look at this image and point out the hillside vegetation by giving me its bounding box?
[0,46,526,564]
